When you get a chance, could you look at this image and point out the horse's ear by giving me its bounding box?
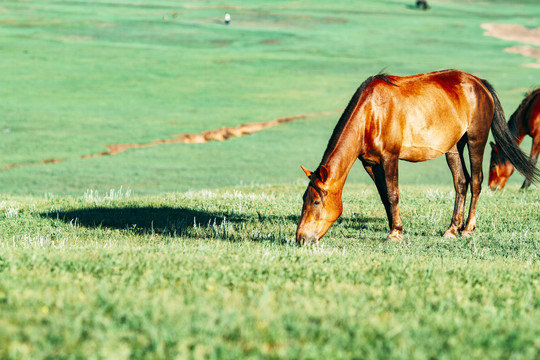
[318,165,329,183]
[300,165,312,178]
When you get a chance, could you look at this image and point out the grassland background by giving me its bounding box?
[1,0,539,195]
[1,0,540,359]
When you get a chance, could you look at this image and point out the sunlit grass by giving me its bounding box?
[0,184,538,358]
[1,0,539,195]
[1,0,539,358]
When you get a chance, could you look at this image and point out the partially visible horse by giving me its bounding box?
[296,70,539,244]
[416,1,430,10]
[489,88,540,190]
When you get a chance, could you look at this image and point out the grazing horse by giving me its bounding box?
[489,88,540,190]
[296,69,539,244]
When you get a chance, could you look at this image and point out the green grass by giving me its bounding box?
[1,185,539,359]
[1,0,540,358]
[1,0,539,195]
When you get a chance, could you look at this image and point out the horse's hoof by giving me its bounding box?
[442,229,458,239]
[461,231,473,238]
[385,231,403,242]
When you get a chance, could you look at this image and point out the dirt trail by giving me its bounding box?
[2,157,67,171]
[482,23,540,68]
[2,110,337,171]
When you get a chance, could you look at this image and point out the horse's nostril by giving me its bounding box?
[297,232,312,245]
[297,233,318,246]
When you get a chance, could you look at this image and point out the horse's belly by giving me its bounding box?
[398,126,466,162]
[399,144,449,162]
[395,102,469,161]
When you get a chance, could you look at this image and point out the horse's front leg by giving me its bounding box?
[381,157,403,241]
[363,158,403,241]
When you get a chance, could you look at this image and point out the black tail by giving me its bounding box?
[482,79,539,185]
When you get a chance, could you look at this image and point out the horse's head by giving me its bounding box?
[488,142,514,191]
[296,165,343,245]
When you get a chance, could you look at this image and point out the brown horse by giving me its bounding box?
[488,88,540,190]
[297,69,539,244]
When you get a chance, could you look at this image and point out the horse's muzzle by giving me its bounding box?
[296,232,319,246]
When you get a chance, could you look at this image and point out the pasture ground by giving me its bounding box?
[1,0,540,358]
[1,185,539,359]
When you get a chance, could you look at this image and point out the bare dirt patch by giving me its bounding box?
[58,35,94,42]
[211,40,231,47]
[94,111,336,155]
[482,23,540,68]
[482,24,540,46]
[505,46,540,69]
[3,158,66,171]
[322,17,347,24]
[2,110,338,171]
[181,5,245,10]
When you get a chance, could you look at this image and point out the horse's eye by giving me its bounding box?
[313,200,321,206]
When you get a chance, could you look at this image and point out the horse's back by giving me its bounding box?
[366,70,493,162]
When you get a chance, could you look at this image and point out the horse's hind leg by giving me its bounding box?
[462,135,488,237]
[443,139,469,238]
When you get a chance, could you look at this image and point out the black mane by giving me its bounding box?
[320,73,396,165]
[496,87,540,164]
[508,87,540,135]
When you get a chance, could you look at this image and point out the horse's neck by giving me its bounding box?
[509,90,540,143]
[508,114,526,145]
[321,128,364,192]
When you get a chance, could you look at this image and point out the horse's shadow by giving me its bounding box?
[43,206,250,234]
[42,205,382,242]
[41,205,296,242]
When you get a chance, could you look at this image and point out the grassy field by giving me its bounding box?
[1,0,539,194]
[1,0,540,358]
[0,185,539,359]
